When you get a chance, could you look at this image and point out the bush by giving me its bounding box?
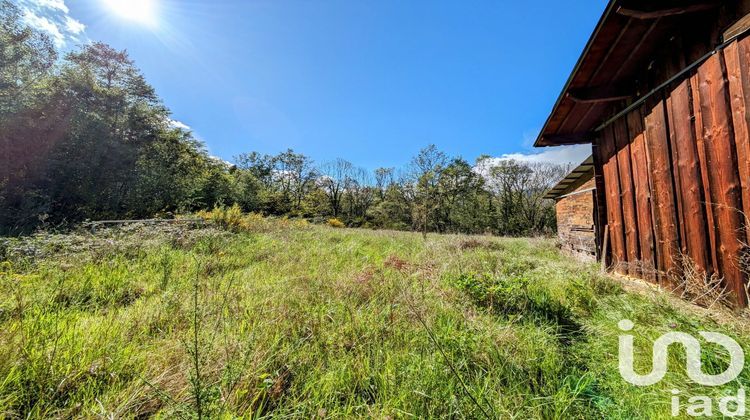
[197,204,246,231]
[197,205,310,233]
[327,218,345,228]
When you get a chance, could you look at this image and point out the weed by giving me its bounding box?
[327,218,345,228]
[187,262,205,419]
[198,205,310,233]
[458,239,503,251]
[669,254,731,309]
[159,249,173,290]
[383,254,409,272]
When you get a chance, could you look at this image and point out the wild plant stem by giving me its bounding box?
[192,263,203,420]
[405,297,495,419]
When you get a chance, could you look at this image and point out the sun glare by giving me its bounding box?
[103,0,158,26]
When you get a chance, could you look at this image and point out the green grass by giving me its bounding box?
[1,223,749,418]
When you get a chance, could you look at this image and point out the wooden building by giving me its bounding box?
[545,157,597,262]
[536,0,750,306]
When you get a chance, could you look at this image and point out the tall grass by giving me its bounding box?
[1,221,749,418]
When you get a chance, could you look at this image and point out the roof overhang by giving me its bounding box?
[534,0,725,147]
[544,155,595,200]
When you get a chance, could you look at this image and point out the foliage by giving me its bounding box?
[326,218,345,228]
[0,5,231,234]
[197,204,309,233]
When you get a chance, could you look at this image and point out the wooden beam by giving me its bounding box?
[616,3,719,20]
[644,98,681,284]
[724,13,750,41]
[568,85,634,103]
[627,109,657,282]
[668,79,710,276]
[539,132,593,145]
[601,125,627,275]
[698,52,748,307]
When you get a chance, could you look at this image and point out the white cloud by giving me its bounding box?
[18,0,87,47]
[35,0,68,13]
[22,10,65,46]
[64,16,85,34]
[494,144,592,166]
[168,119,191,131]
[480,127,591,168]
[209,156,234,168]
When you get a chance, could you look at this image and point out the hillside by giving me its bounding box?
[1,221,749,418]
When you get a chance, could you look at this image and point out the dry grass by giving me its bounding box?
[671,255,731,309]
[609,253,736,310]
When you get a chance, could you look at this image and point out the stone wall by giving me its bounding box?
[555,178,596,262]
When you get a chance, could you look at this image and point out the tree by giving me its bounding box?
[374,167,395,200]
[273,149,317,213]
[319,159,354,218]
[235,152,274,187]
[368,182,412,230]
[436,158,487,233]
[129,127,210,216]
[409,145,448,237]
[232,169,263,212]
[0,1,59,233]
[0,26,224,233]
[195,160,236,209]
[481,158,569,236]
[343,166,375,222]
[43,43,165,220]
[0,0,56,117]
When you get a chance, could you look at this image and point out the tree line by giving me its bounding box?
[0,1,568,236]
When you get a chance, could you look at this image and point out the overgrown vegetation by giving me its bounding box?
[196,205,309,233]
[2,221,749,418]
[1,1,567,236]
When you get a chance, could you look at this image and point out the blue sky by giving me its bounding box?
[16,0,603,169]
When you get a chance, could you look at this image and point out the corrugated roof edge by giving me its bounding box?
[543,155,595,200]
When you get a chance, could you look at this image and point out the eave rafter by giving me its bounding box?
[616,0,720,20]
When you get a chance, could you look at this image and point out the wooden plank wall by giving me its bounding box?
[597,34,750,306]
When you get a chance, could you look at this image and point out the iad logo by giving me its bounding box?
[618,320,746,417]
[618,319,744,386]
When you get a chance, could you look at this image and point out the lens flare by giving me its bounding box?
[103,0,158,26]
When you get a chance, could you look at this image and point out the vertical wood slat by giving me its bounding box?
[697,52,748,306]
[666,95,688,259]
[644,98,681,283]
[665,62,689,269]
[627,110,657,281]
[613,118,640,276]
[725,38,750,244]
[592,141,610,262]
[690,75,720,275]
[668,80,712,274]
[601,125,627,274]
[591,141,610,267]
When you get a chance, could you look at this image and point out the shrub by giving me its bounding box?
[197,204,245,231]
[327,218,345,228]
[197,205,310,233]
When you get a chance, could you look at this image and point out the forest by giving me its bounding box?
[0,0,567,236]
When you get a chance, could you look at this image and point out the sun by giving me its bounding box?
[103,0,158,26]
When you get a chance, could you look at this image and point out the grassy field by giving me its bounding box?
[1,220,750,419]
